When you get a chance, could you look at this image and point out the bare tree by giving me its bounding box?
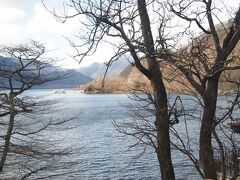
[155,1,240,179]
[114,83,205,179]
[45,0,240,179]
[45,0,176,179]
[0,41,77,179]
[212,80,240,179]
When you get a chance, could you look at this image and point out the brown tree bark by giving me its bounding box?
[138,0,175,179]
[200,118,217,179]
[200,78,219,179]
[213,129,226,179]
[153,77,175,180]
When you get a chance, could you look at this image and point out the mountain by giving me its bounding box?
[79,22,240,94]
[37,69,92,89]
[0,56,92,89]
[79,51,240,94]
[78,61,149,93]
[77,57,130,79]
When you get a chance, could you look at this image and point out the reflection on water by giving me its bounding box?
[4,90,202,179]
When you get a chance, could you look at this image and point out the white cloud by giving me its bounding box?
[0,24,28,44]
[0,1,121,68]
[0,0,35,9]
[0,7,26,22]
[27,3,82,35]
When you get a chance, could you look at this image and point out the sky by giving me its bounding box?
[0,0,114,68]
[0,0,239,69]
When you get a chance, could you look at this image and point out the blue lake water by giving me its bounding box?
[3,90,203,179]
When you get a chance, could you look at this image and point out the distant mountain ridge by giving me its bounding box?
[79,22,240,94]
[0,56,92,89]
[37,69,92,89]
[77,57,130,79]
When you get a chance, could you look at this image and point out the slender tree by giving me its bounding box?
[0,41,76,178]
[46,0,175,179]
[159,1,240,179]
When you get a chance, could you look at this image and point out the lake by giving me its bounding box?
[2,90,202,180]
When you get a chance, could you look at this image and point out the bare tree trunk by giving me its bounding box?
[137,0,175,179]
[200,112,217,179]
[150,69,175,180]
[0,93,15,172]
[153,78,175,180]
[213,129,226,179]
[200,80,219,179]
